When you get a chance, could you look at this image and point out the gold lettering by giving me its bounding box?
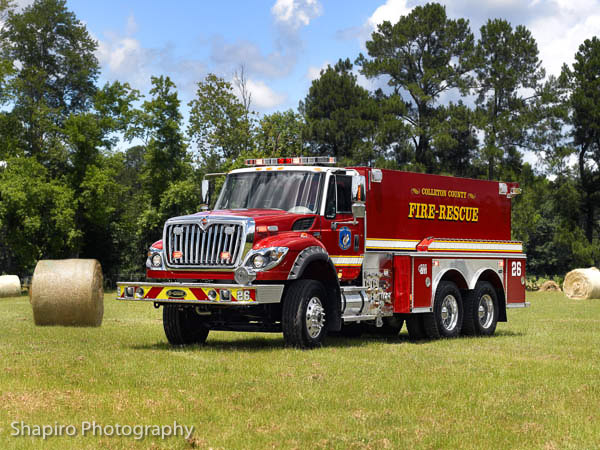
[408,203,417,218]
[465,207,473,222]
[472,208,479,222]
[459,207,465,221]
[428,204,436,219]
[439,205,446,220]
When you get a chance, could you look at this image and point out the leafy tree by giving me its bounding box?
[130,76,189,209]
[0,157,78,274]
[300,58,381,165]
[473,19,545,180]
[188,73,255,169]
[258,109,305,156]
[560,37,600,244]
[434,101,481,177]
[357,2,474,171]
[0,0,99,168]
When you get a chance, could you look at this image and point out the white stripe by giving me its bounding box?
[365,239,419,250]
[331,256,364,265]
[428,241,522,252]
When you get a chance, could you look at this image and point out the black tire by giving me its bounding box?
[406,315,427,341]
[163,305,210,346]
[462,281,499,336]
[282,280,328,348]
[430,281,463,338]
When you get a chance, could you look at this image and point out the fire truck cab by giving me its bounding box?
[117,157,527,348]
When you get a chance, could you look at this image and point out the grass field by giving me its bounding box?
[0,291,599,449]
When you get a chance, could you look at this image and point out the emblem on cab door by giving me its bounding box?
[338,227,351,251]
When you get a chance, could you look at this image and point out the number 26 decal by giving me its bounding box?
[511,261,522,277]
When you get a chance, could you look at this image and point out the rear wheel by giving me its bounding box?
[430,281,463,338]
[462,282,499,336]
[163,305,210,346]
[282,280,327,348]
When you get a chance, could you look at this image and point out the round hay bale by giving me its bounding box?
[563,267,600,300]
[30,259,103,326]
[0,275,21,298]
[539,280,561,292]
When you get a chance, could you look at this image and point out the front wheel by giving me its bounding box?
[163,305,210,346]
[282,280,327,348]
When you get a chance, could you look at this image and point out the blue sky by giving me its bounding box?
[59,0,600,116]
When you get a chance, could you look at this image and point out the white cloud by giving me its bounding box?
[367,0,411,30]
[210,37,295,79]
[529,0,600,76]
[338,0,412,49]
[245,79,287,109]
[271,0,322,31]
[94,15,207,98]
[306,61,330,80]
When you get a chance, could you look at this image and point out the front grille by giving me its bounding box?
[165,222,245,268]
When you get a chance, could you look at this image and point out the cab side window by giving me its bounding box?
[325,175,336,219]
[336,175,352,214]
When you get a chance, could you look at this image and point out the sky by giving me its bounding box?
[0,0,574,130]
[62,0,600,113]
[57,0,600,115]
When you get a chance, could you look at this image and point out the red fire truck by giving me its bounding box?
[117,157,528,348]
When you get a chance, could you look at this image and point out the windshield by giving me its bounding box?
[215,171,323,214]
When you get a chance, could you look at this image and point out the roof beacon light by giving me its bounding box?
[245,156,336,167]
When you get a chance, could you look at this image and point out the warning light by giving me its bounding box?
[245,156,336,166]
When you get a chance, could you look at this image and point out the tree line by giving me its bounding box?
[0,0,598,280]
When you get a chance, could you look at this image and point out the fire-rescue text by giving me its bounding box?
[408,202,479,222]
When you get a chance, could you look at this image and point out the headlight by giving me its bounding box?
[252,254,266,269]
[151,253,162,267]
[244,247,288,272]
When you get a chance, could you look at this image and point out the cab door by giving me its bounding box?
[319,172,365,281]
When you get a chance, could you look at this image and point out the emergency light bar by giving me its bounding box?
[245,156,336,166]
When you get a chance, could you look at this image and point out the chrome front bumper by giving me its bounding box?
[116,281,284,305]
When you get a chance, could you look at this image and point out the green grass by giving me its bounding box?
[0,292,599,449]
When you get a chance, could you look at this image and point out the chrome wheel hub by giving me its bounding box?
[440,294,459,332]
[478,294,494,329]
[306,297,325,338]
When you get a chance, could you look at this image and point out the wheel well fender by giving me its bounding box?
[287,246,341,331]
[476,269,507,322]
[433,268,468,297]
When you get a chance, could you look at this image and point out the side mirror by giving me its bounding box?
[201,179,210,210]
[352,202,366,220]
[351,175,366,203]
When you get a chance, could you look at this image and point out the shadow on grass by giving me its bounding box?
[493,329,525,337]
[129,328,522,352]
[129,332,418,352]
